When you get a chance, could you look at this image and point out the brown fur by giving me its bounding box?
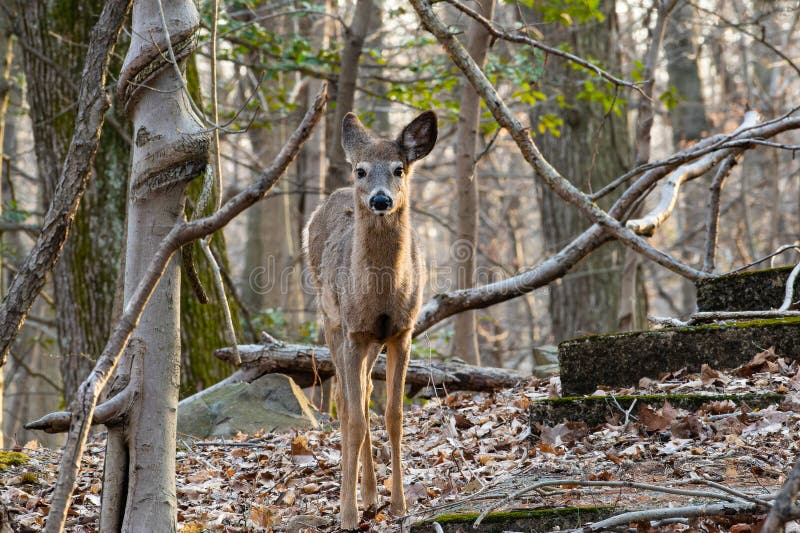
[303,111,437,529]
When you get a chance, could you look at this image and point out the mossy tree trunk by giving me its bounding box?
[531,1,632,341]
[0,6,13,449]
[13,0,128,405]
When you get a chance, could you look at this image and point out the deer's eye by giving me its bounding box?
[356,168,366,179]
[393,167,404,177]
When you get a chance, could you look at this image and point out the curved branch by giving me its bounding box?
[626,112,759,235]
[411,0,707,282]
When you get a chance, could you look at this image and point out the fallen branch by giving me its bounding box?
[690,310,800,322]
[40,86,327,533]
[472,478,749,527]
[763,457,800,532]
[572,501,762,532]
[211,335,527,393]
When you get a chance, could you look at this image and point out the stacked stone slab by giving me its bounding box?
[558,266,800,395]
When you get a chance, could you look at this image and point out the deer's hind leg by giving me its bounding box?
[385,330,412,516]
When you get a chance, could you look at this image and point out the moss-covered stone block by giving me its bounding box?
[696,266,798,312]
[558,318,800,395]
[530,392,785,427]
[410,506,617,532]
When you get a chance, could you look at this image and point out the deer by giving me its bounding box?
[303,110,437,529]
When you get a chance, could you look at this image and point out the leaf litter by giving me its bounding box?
[1,347,800,531]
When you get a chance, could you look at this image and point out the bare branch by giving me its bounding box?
[447,0,646,96]
[473,478,747,527]
[764,458,800,532]
[573,501,762,532]
[410,0,706,282]
[702,154,740,273]
[626,112,759,235]
[779,261,800,312]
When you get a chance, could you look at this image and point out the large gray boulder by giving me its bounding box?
[177,373,321,438]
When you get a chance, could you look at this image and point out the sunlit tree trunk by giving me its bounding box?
[451,0,494,365]
[101,0,208,529]
[326,0,375,192]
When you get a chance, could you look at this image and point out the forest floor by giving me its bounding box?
[2,347,799,532]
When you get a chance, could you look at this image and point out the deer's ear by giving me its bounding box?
[342,113,371,163]
[399,110,438,162]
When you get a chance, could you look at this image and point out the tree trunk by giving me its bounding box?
[325,0,375,193]
[14,0,129,405]
[101,1,208,529]
[0,3,13,449]
[532,1,630,342]
[451,0,494,365]
[665,2,711,310]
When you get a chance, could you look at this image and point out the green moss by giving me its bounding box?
[19,472,39,485]
[0,451,29,470]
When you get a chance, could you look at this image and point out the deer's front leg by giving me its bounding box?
[360,352,379,512]
[338,336,372,530]
[385,331,411,516]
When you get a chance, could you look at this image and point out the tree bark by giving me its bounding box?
[532,1,631,341]
[665,1,711,312]
[101,1,208,530]
[325,0,375,193]
[452,0,494,366]
[10,0,129,404]
[0,3,13,449]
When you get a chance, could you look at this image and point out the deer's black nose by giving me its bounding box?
[369,194,392,212]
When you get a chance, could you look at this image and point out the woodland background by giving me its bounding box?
[0,0,798,450]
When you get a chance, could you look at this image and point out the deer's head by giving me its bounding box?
[342,111,438,216]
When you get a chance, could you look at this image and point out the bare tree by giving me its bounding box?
[452,0,494,365]
[100,0,208,529]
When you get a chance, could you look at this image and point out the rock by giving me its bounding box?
[696,266,798,312]
[177,373,321,438]
[284,514,331,533]
[558,317,800,395]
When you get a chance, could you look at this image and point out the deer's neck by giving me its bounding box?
[352,202,413,274]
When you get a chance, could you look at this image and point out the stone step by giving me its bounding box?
[410,506,617,532]
[558,317,800,395]
[530,392,785,427]
[696,266,798,312]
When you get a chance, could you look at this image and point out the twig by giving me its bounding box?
[447,0,647,97]
[778,261,800,312]
[472,478,742,527]
[571,501,761,532]
[763,457,800,531]
[728,244,800,273]
[702,154,740,273]
[691,475,773,508]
